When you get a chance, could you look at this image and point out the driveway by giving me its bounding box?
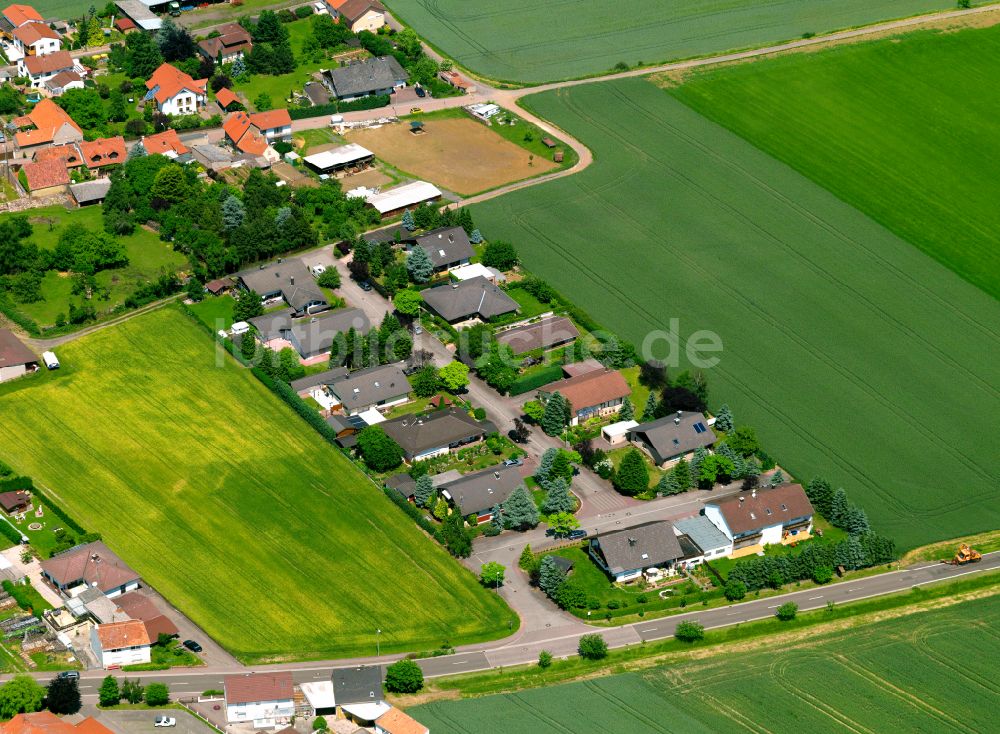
[0,546,62,608]
[80,706,212,734]
[138,586,240,669]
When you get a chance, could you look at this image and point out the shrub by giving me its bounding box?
[674,621,705,642]
[143,682,169,706]
[312,715,328,731]
[385,658,424,693]
[473,407,486,420]
[537,650,552,668]
[724,579,747,602]
[296,4,314,17]
[577,633,608,660]
[812,565,833,585]
[776,602,798,621]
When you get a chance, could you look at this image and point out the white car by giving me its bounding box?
[311,264,327,277]
[154,716,176,727]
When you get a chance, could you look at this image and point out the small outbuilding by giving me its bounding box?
[0,329,39,383]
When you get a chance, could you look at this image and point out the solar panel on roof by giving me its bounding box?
[693,422,707,434]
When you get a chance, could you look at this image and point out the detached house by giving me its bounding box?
[421,276,519,324]
[537,367,631,426]
[79,136,127,174]
[40,541,141,598]
[325,55,407,101]
[145,62,207,116]
[1,3,43,34]
[381,408,497,463]
[237,258,329,315]
[627,411,716,468]
[21,157,69,196]
[90,619,152,668]
[408,226,474,274]
[223,109,290,162]
[21,49,74,88]
[13,98,82,153]
[249,308,371,361]
[589,521,685,583]
[140,128,190,159]
[326,363,410,416]
[197,22,252,64]
[704,483,814,555]
[224,672,295,729]
[439,463,525,524]
[0,329,38,382]
[11,20,60,67]
[325,0,386,33]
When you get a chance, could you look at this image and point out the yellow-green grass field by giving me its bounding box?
[0,307,513,662]
[469,79,1000,550]
[413,590,1000,731]
[669,23,1000,302]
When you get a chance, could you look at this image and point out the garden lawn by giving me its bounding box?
[234,18,329,111]
[470,79,1000,550]
[669,23,1000,302]
[187,295,236,332]
[0,306,513,662]
[413,591,1000,732]
[383,0,963,83]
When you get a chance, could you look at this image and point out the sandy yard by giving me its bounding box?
[345,117,556,195]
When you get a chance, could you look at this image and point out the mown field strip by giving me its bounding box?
[469,78,1000,550]
[0,307,511,662]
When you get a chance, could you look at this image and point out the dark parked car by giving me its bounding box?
[568,529,588,540]
[415,85,426,98]
[182,639,203,653]
[503,457,523,467]
[56,671,79,681]
[359,281,373,292]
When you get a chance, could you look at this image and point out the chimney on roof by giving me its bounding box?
[676,410,682,418]
[290,276,294,285]
[628,537,637,546]
[674,417,680,425]
[448,233,454,243]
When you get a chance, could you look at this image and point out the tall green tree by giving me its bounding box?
[385,659,424,693]
[405,245,434,283]
[479,561,505,587]
[151,164,188,204]
[613,449,649,496]
[502,485,539,530]
[437,361,470,392]
[45,677,81,715]
[98,675,120,707]
[540,392,569,436]
[640,392,658,422]
[414,473,433,507]
[542,477,574,514]
[393,288,422,317]
[357,426,403,472]
[806,476,835,518]
[476,342,518,393]
[481,240,519,271]
[125,31,164,77]
[538,555,566,597]
[233,289,263,321]
[715,403,734,432]
[619,395,634,421]
[0,676,45,719]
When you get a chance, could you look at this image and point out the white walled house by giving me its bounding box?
[90,620,152,668]
[12,21,61,67]
[704,483,814,554]
[224,672,295,729]
[144,63,207,116]
[20,49,73,88]
[325,0,386,33]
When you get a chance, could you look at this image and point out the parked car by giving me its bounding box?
[503,457,523,467]
[415,86,426,98]
[182,639,202,652]
[568,529,588,540]
[410,107,423,114]
[154,716,177,727]
[311,264,327,277]
[56,671,79,681]
[359,281,373,292]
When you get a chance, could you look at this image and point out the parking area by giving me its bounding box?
[83,707,213,734]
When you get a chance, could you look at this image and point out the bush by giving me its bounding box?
[385,658,424,693]
[143,682,169,706]
[674,621,705,642]
[537,650,552,668]
[312,715,328,731]
[776,602,798,621]
[577,633,608,660]
[812,565,833,585]
[473,407,486,420]
[723,579,747,602]
[295,4,313,16]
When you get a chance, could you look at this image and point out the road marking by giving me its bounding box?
[767,605,779,609]
[808,595,823,600]
[638,628,658,635]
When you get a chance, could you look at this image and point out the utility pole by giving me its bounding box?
[376,628,381,657]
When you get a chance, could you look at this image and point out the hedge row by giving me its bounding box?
[26,479,87,536]
[382,488,443,544]
[0,293,40,336]
[251,367,340,445]
[0,476,32,493]
[287,94,391,120]
[508,364,564,396]
[0,520,23,546]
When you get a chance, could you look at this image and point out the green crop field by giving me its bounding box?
[383,0,959,83]
[0,307,512,662]
[31,0,92,20]
[414,592,1000,732]
[669,24,1000,302]
[470,79,1000,550]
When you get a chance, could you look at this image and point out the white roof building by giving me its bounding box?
[602,419,639,445]
[449,262,505,283]
[303,143,374,172]
[366,181,442,215]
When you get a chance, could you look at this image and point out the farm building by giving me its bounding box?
[495,316,579,354]
[627,411,717,468]
[197,22,252,64]
[325,363,410,416]
[537,368,631,426]
[249,308,371,360]
[366,180,442,218]
[589,521,685,583]
[438,69,475,94]
[324,55,408,101]
[303,143,375,174]
[704,484,814,555]
[380,408,497,463]
[237,259,328,316]
[0,329,38,382]
[90,619,152,668]
[421,276,519,324]
[69,178,112,207]
[40,541,141,598]
[224,672,295,728]
[438,464,525,524]
[114,0,162,30]
[408,226,475,273]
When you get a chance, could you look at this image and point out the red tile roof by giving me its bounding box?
[2,3,42,27]
[23,49,72,76]
[711,483,814,536]
[222,111,267,155]
[249,108,290,131]
[95,619,151,650]
[145,62,206,105]
[224,672,294,705]
[375,708,428,734]
[214,86,240,109]
[22,157,69,189]
[113,17,136,31]
[35,143,81,167]
[3,712,114,734]
[79,136,126,169]
[12,20,59,44]
[539,368,631,415]
[141,129,189,157]
[14,98,81,147]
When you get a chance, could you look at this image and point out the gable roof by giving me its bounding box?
[14,98,81,147]
[335,0,385,24]
[224,672,294,705]
[366,180,440,214]
[331,665,383,706]
[0,329,36,369]
[40,540,140,593]
[3,712,114,734]
[36,144,83,168]
[291,366,350,392]
[2,4,42,27]
[113,16,135,30]
[375,708,428,734]
[214,86,240,109]
[79,136,126,169]
[197,23,251,58]
[223,111,267,155]
[146,62,206,104]
[250,108,291,131]
[594,521,683,574]
[628,411,715,462]
[496,316,579,354]
[43,70,81,92]
[422,276,519,322]
[327,55,407,98]
[22,157,69,189]
[249,308,371,358]
[381,408,496,459]
[708,483,814,536]
[70,178,112,205]
[439,463,524,516]
[412,226,474,268]
[674,515,731,554]
[95,619,151,650]
[539,368,630,414]
[237,258,325,310]
[23,49,72,75]
[141,129,189,157]
[12,20,58,44]
[328,363,409,412]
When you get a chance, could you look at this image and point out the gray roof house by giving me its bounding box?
[438,464,525,522]
[409,226,475,272]
[380,408,497,463]
[674,515,733,564]
[327,363,410,415]
[331,665,384,708]
[627,411,716,467]
[250,308,371,359]
[588,521,684,583]
[290,366,350,394]
[422,276,519,324]
[325,56,408,101]
[238,259,328,316]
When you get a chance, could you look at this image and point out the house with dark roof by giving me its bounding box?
[40,541,141,598]
[408,226,474,273]
[197,22,252,64]
[250,308,371,361]
[674,515,733,565]
[438,463,525,523]
[237,259,328,316]
[588,521,684,583]
[627,411,716,468]
[327,363,410,415]
[70,178,112,206]
[112,591,178,639]
[380,408,497,463]
[0,329,38,382]
[537,368,631,426]
[704,484,814,554]
[324,55,408,101]
[42,69,83,96]
[422,276,519,324]
[496,316,579,355]
[0,490,31,514]
[331,665,385,721]
[290,366,349,397]
[325,0,386,33]
[224,672,294,728]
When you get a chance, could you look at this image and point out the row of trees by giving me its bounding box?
[99,676,169,707]
[0,674,79,719]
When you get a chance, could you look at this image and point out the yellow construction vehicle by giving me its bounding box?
[943,544,982,565]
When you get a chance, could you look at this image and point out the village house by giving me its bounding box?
[238,258,329,315]
[421,276,519,324]
[40,540,141,598]
[408,226,475,274]
[11,20,61,68]
[291,365,349,400]
[214,86,241,111]
[249,308,371,361]
[703,483,815,555]
[144,62,207,116]
[627,411,717,468]
[324,0,386,33]
[197,22,252,64]
[224,672,295,728]
[325,363,410,416]
[438,463,525,524]
[140,128,190,159]
[222,110,290,162]
[79,136,127,174]
[90,619,153,668]
[365,180,442,218]
[589,521,685,583]
[42,69,83,96]
[21,49,74,88]
[13,98,83,154]
[325,55,408,101]
[380,408,497,463]
[537,366,631,426]
[673,515,734,565]
[331,665,387,724]
[112,590,179,639]
[0,3,43,35]
[0,329,39,382]
[21,156,69,196]
[3,712,114,734]
[496,316,579,355]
